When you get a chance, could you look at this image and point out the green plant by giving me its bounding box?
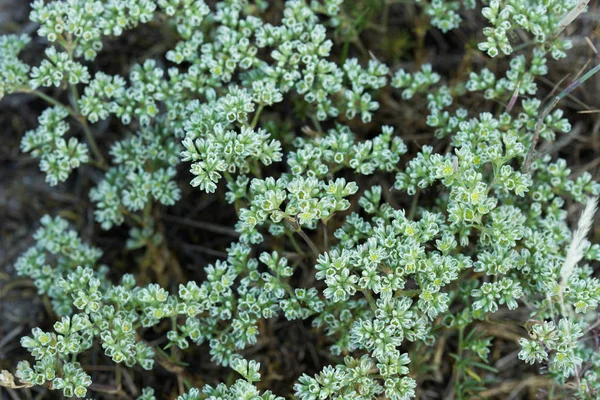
[1,0,599,399]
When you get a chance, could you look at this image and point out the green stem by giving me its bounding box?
[408,188,420,220]
[64,32,106,167]
[322,220,329,252]
[395,289,421,297]
[115,365,122,391]
[250,103,264,129]
[29,89,75,116]
[310,115,323,134]
[80,119,106,167]
[453,325,467,400]
[142,199,153,227]
[380,0,389,32]
[223,171,242,216]
[362,290,377,312]
[557,291,582,387]
[25,88,107,167]
[122,207,144,226]
[287,232,306,257]
[296,228,320,259]
[70,82,81,114]
[485,162,500,196]
[69,82,107,167]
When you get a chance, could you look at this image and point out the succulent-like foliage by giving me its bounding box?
[2,0,599,399]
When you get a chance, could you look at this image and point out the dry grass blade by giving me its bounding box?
[554,0,591,38]
[560,196,599,289]
[577,109,600,113]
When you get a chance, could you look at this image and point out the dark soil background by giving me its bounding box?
[1,1,599,399]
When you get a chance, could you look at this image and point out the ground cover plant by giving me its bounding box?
[0,0,600,399]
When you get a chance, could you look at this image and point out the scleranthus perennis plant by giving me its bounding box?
[1,0,599,399]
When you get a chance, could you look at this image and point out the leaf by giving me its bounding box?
[468,361,499,373]
[465,367,482,382]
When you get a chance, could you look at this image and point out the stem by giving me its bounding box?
[584,318,600,334]
[485,162,500,196]
[296,229,320,259]
[380,0,389,32]
[287,232,306,257]
[310,115,323,134]
[115,365,122,391]
[558,291,582,387]
[223,171,241,216]
[162,214,239,237]
[178,376,185,396]
[322,220,329,252]
[80,118,106,166]
[25,88,107,167]
[396,289,421,297]
[523,63,600,173]
[521,101,553,174]
[70,82,107,167]
[65,33,107,167]
[414,13,428,66]
[454,325,466,399]
[29,89,73,114]
[122,207,144,226]
[70,80,81,114]
[142,199,153,227]
[361,290,377,312]
[250,103,264,129]
[408,188,420,220]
